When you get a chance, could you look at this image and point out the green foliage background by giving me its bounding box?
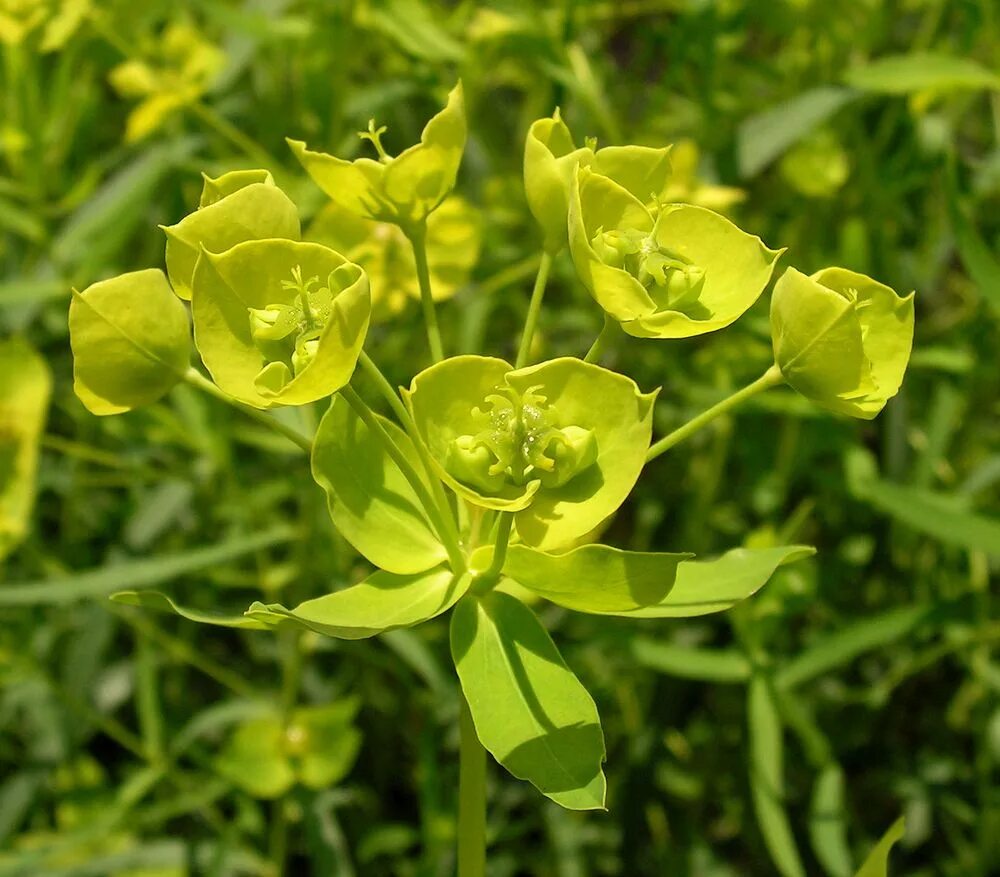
[1,0,998,874]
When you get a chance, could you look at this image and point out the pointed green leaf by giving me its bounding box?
[110,590,276,630]
[613,545,814,618]
[854,817,905,877]
[311,395,448,574]
[249,566,471,639]
[502,544,691,613]
[0,338,51,562]
[69,269,191,415]
[450,592,606,810]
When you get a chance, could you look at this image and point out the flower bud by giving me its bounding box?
[770,267,914,419]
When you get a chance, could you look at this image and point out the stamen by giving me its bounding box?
[358,119,392,162]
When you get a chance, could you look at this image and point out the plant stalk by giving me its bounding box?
[183,368,312,454]
[515,250,554,368]
[407,222,446,363]
[646,365,784,462]
[458,694,487,877]
[583,313,617,364]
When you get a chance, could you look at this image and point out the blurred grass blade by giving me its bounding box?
[854,816,905,877]
[631,638,751,683]
[810,764,852,877]
[0,526,293,606]
[844,53,1000,93]
[776,605,929,690]
[748,674,806,877]
[738,87,855,178]
[51,138,197,274]
[946,174,1000,318]
[847,449,1000,557]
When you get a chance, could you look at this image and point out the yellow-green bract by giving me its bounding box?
[403,355,656,550]
[191,238,371,408]
[161,169,301,301]
[288,82,466,228]
[770,266,915,419]
[523,108,672,253]
[569,165,782,338]
[69,268,191,415]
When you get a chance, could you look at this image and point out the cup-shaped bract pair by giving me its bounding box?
[771,267,914,419]
[404,356,655,550]
[307,195,481,318]
[288,83,466,230]
[192,239,371,408]
[161,169,301,300]
[569,167,782,339]
[524,109,672,253]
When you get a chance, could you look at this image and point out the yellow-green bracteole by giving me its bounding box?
[403,356,656,550]
[771,266,915,419]
[524,108,672,253]
[161,169,300,301]
[191,238,371,408]
[569,166,783,338]
[287,82,466,229]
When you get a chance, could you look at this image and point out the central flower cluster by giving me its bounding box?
[445,385,597,493]
[590,227,707,313]
[248,265,338,377]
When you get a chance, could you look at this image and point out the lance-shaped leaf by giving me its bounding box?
[612,545,814,618]
[191,238,370,408]
[451,592,606,810]
[771,267,914,419]
[0,339,51,562]
[69,268,191,415]
[110,590,277,630]
[405,356,655,549]
[162,171,301,300]
[288,82,465,227]
[569,166,781,338]
[248,566,471,639]
[311,395,448,575]
[502,544,691,613]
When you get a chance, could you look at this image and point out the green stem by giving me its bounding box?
[483,513,513,582]
[457,694,487,877]
[406,222,445,362]
[646,365,784,463]
[583,314,617,364]
[356,352,464,566]
[340,385,465,573]
[515,250,554,368]
[183,368,312,454]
